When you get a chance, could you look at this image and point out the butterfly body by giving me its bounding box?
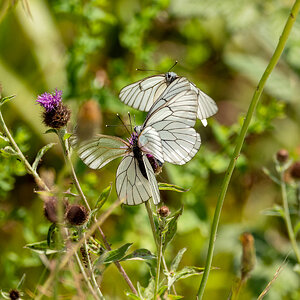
[165,72,178,84]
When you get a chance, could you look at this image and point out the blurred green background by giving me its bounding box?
[1,0,300,299]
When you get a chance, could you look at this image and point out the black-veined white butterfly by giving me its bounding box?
[70,78,201,206]
[119,68,218,127]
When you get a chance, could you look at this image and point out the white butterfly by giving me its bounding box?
[71,78,201,206]
[119,70,218,127]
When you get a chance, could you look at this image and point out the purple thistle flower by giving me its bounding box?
[36,88,62,112]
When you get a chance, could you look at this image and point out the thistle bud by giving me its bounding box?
[66,204,89,226]
[290,162,300,179]
[240,232,256,281]
[43,197,69,223]
[276,149,289,164]
[158,206,170,218]
[43,197,58,223]
[36,89,71,129]
[9,289,20,300]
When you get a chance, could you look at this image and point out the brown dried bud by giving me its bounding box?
[43,197,69,223]
[276,149,289,163]
[66,204,89,226]
[43,103,71,129]
[158,206,170,218]
[44,197,58,223]
[240,232,256,281]
[9,289,20,300]
[290,162,300,179]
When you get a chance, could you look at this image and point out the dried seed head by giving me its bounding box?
[43,197,58,223]
[43,197,69,223]
[276,149,289,163]
[43,103,71,129]
[290,162,300,179]
[9,289,20,300]
[158,206,170,218]
[240,232,256,281]
[66,204,89,226]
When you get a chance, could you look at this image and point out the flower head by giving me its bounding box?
[66,204,89,226]
[36,89,71,129]
[37,88,62,112]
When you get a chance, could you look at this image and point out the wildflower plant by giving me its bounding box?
[1,1,300,299]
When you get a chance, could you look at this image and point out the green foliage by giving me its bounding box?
[0,126,30,197]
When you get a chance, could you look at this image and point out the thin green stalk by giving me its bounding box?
[145,201,158,247]
[0,109,49,191]
[59,132,137,295]
[154,227,163,300]
[144,202,160,298]
[197,1,300,298]
[280,171,300,263]
[75,251,101,300]
[83,239,104,300]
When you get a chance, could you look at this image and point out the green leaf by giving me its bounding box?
[94,184,112,211]
[24,240,64,255]
[0,290,10,299]
[262,167,280,185]
[261,205,284,218]
[125,292,142,300]
[32,143,56,172]
[157,285,168,297]
[44,129,57,135]
[158,182,189,193]
[0,146,18,156]
[143,278,155,299]
[47,223,58,247]
[121,249,156,262]
[94,243,132,265]
[167,266,205,289]
[63,133,72,140]
[163,207,183,252]
[0,133,9,142]
[170,248,187,272]
[0,95,15,106]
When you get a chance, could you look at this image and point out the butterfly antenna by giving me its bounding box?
[117,113,131,135]
[136,68,159,72]
[168,60,178,72]
[128,112,133,133]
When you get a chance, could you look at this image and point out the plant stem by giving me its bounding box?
[0,109,49,191]
[144,201,163,299]
[280,171,300,263]
[197,1,300,298]
[59,133,138,295]
[83,238,104,299]
[75,251,101,300]
[36,197,123,300]
[145,201,158,247]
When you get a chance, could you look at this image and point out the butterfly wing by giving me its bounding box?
[138,126,164,164]
[70,134,129,169]
[119,75,168,112]
[116,154,157,205]
[189,82,218,125]
[143,81,200,165]
[142,155,160,205]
